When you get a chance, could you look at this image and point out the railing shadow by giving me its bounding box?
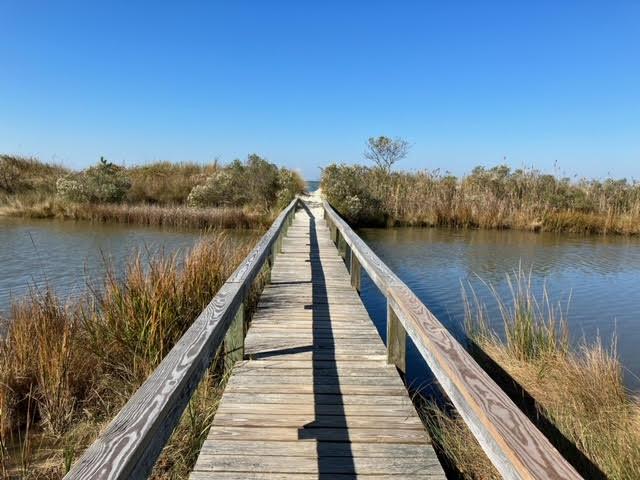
[466,339,608,480]
[297,204,356,478]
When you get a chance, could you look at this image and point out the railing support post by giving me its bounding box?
[387,303,406,374]
[350,253,361,292]
[340,235,347,259]
[224,303,244,369]
[345,244,352,272]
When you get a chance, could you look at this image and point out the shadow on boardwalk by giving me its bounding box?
[297,204,357,477]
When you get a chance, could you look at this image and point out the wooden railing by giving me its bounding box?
[323,200,583,480]
[65,198,300,480]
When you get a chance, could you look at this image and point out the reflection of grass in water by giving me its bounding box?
[421,267,640,480]
[0,231,263,478]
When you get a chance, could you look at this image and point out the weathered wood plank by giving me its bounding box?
[206,426,428,443]
[193,454,441,474]
[215,404,418,417]
[237,360,390,370]
[219,392,414,406]
[198,440,433,457]
[224,383,408,396]
[386,302,407,373]
[212,413,424,429]
[191,473,442,480]
[224,303,244,369]
[227,373,403,386]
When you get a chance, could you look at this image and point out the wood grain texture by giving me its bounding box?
[350,253,361,292]
[386,302,407,374]
[65,199,300,480]
[323,200,583,480]
[191,198,443,479]
[224,304,244,369]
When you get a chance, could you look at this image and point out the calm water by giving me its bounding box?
[0,218,205,317]
[2,217,640,390]
[357,227,640,391]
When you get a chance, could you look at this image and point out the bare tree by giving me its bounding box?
[364,136,410,173]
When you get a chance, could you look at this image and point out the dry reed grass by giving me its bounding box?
[322,164,640,234]
[422,268,640,479]
[0,231,258,478]
[0,200,271,229]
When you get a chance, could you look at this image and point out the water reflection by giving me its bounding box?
[358,227,640,391]
[0,218,245,316]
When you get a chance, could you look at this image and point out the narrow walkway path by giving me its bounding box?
[190,197,445,479]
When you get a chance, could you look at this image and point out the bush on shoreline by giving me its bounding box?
[322,163,640,234]
[56,157,131,204]
[187,154,304,210]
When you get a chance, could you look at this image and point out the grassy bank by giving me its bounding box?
[0,200,272,229]
[322,164,640,234]
[421,270,640,479]
[0,154,305,230]
[0,231,261,478]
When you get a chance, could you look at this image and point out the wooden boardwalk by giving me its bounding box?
[191,198,446,479]
[68,195,582,479]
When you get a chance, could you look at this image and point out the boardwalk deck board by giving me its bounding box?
[191,198,445,479]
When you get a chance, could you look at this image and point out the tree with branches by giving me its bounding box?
[364,136,410,173]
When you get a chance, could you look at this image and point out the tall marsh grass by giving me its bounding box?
[423,268,640,479]
[0,201,272,229]
[0,231,257,478]
[322,163,640,234]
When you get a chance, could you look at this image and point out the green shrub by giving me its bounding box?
[187,155,304,210]
[56,157,131,204]
[276,168,306,208]
[188,170,242,207]
[321,164,385,225]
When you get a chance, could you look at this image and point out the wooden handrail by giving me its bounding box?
[65,198,300,480]
[323,200,582,480]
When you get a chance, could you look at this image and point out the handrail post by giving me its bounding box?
[386,303,407,374]
[338,234,347,259]
[224,303,244,369]
[344,244,352,272]
[350,253,361,292]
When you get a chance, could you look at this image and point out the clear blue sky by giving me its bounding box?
[1,1,639,180]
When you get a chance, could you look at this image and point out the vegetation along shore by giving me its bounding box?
[0,231,267,478]
[0,154,305,229]
[421,269,640,480]
[320,137,640,234]
[0,152,304,477]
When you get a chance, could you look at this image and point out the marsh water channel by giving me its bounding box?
[0,217,247,318]
[1,216,639,390]
[359,227,640,391]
